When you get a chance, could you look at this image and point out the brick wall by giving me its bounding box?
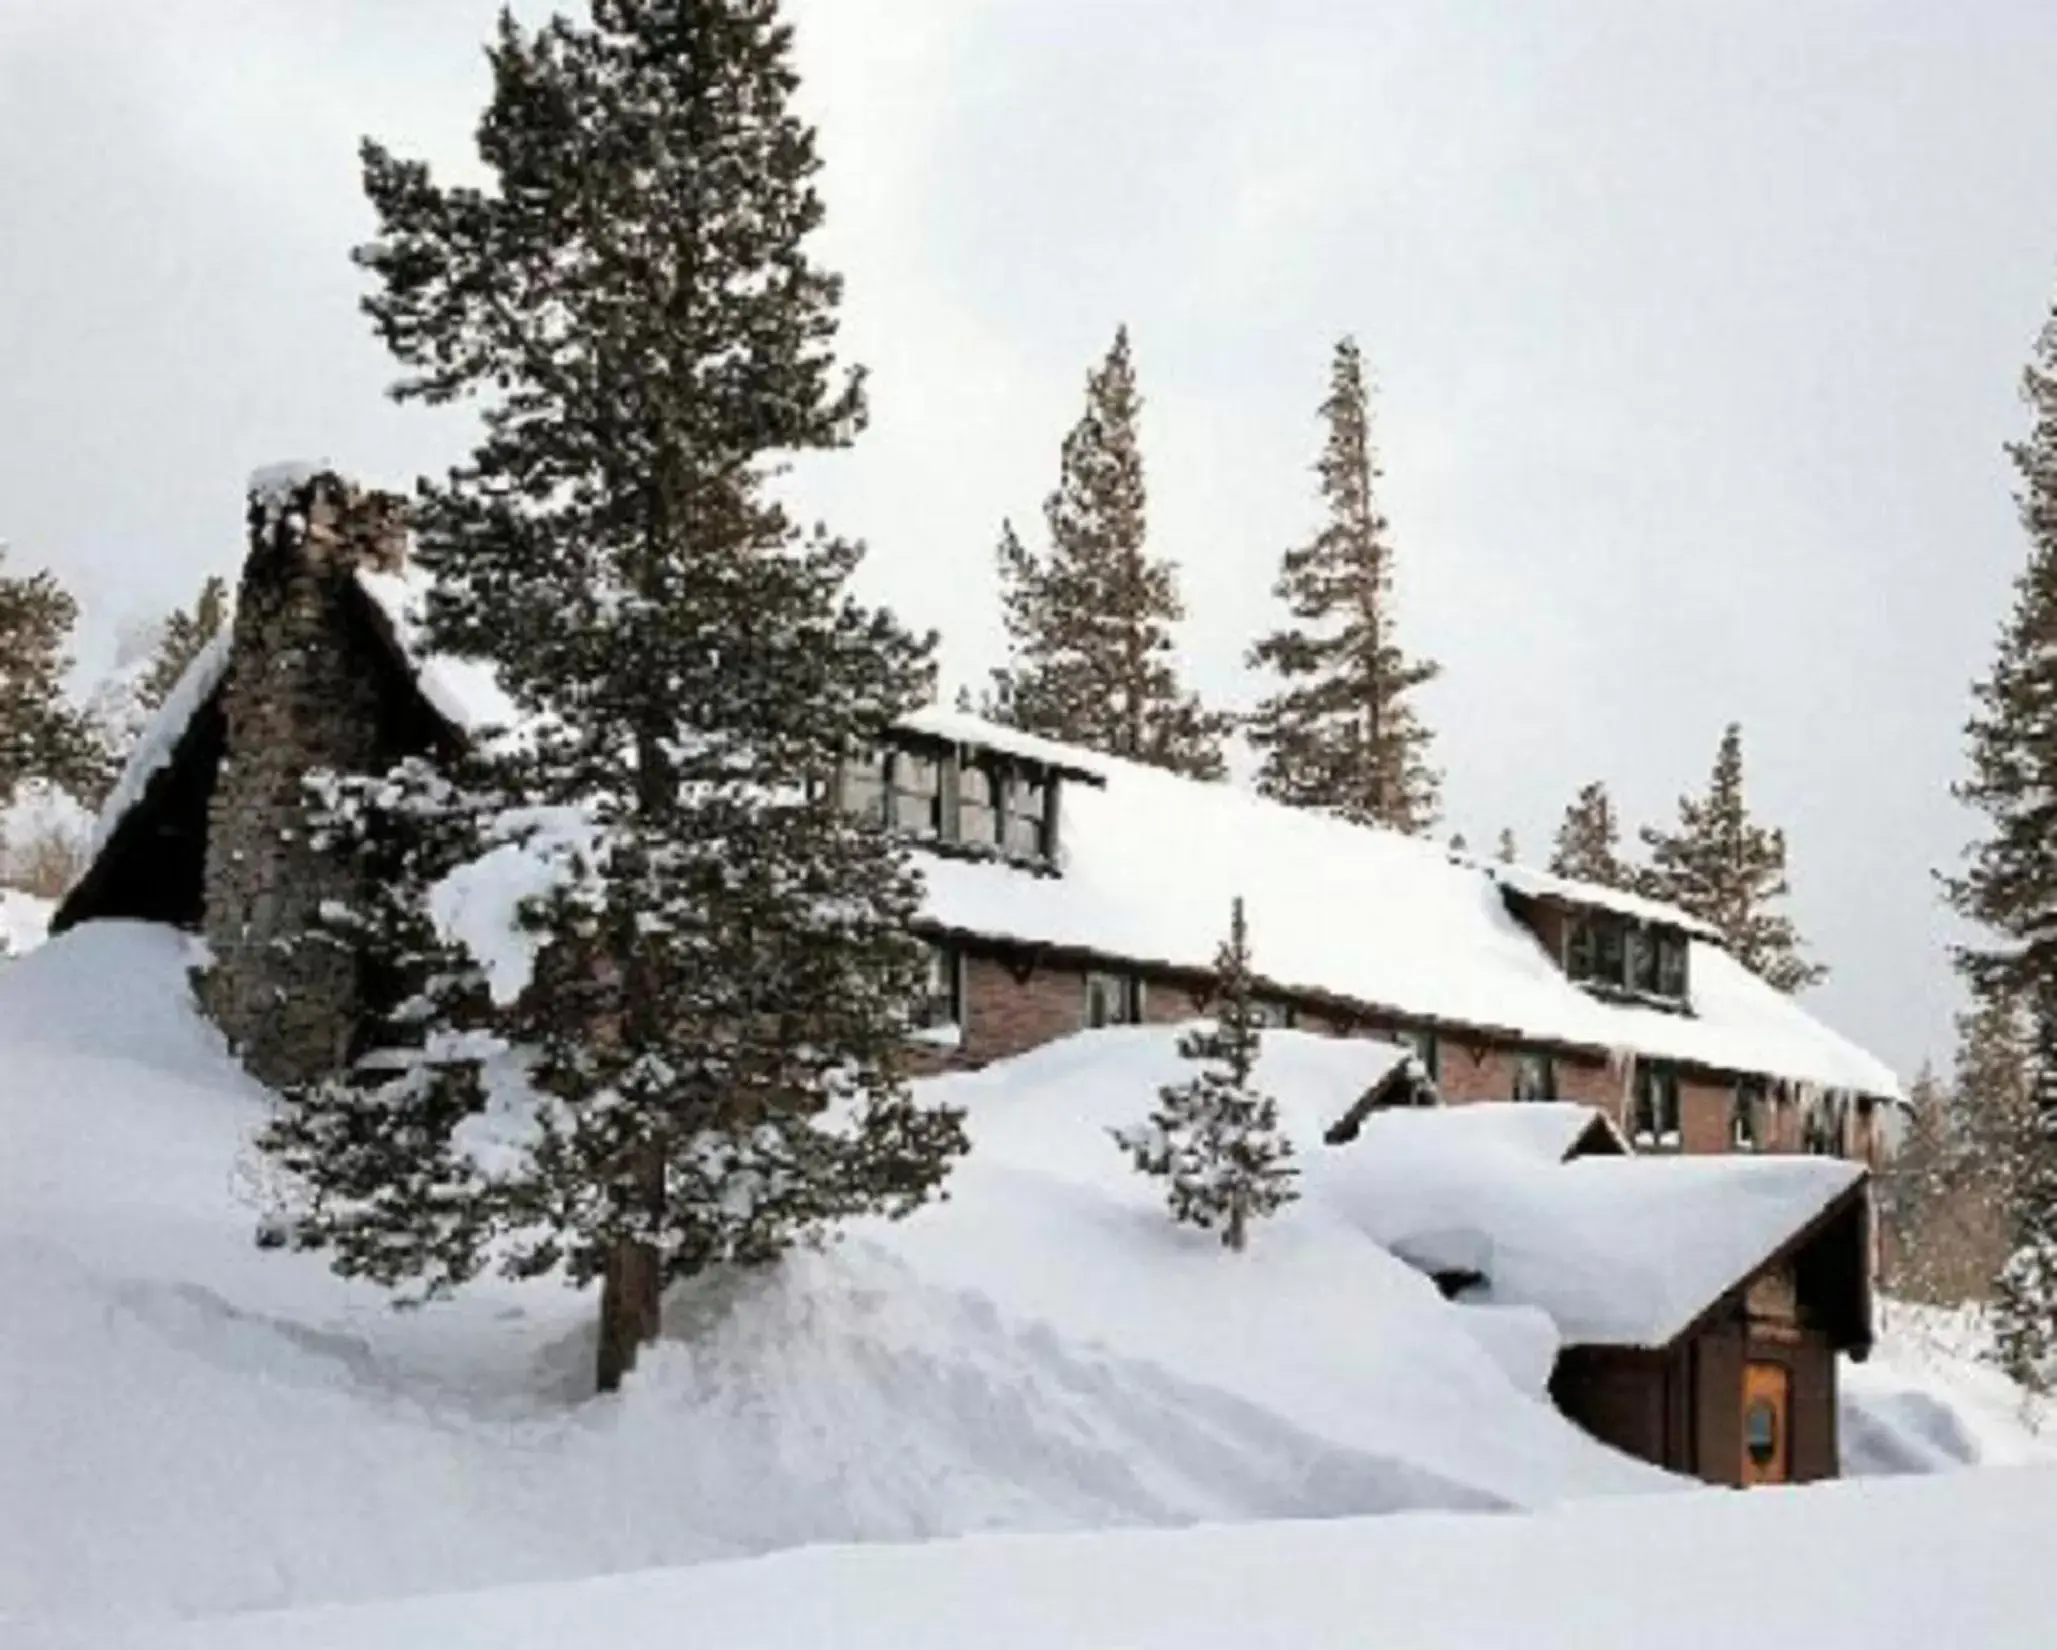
[1556,1053,1627,1123]
[1681,1076,1734,1155]
[959,951,1092,1066]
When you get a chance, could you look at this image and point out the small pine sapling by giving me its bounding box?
[1114,896,1298,1251]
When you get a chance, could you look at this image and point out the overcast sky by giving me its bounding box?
[5,0,2057,1081]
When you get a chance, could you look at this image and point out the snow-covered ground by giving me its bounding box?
[49,1466,2057,1650]
[0,922,2045,1645]
[1843,1301,2056,1473]
[0,924,1651,1632]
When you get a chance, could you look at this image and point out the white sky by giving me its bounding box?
[5,0,2057,1081]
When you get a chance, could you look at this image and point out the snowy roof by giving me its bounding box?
[1486,860,1721,943]
[1327,1103,1868,1348]
[1343,1099,1627,1163]
[85,628,233,861]
[897,705,1109,783]
[913,716,1900,1100]
[70,509,1894,1106]
[354,566,525,740]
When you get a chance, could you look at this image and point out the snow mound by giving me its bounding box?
[0,928,1663,1631]
[1841,1302,2057,1475]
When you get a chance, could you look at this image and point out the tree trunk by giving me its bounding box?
[595,1234,663,1393]
[1226,1198,1247,1254]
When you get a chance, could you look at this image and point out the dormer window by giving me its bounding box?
[1001,774,1048,859]
[838,746,889,824]
[1566,912,1690,1009]
[958,764,999,849]
[835,727,1091,875]
[892,752,943,838]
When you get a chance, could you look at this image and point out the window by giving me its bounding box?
[914,941,962,1033]
[838,745,888,824]
[1567,918,1595,981]
[1566,911,1690,1006]
[1591,920,1627,989]
[1732,1079,1765,1152]
[1399,1026,1440,1082]
[891,752,943,839]
[1657,931,1689,999]
[1084,971,1143,1029]
[957,763,999,849]
[1511,1051,1556,1103]
[1631,1061,1680,1148]
[1002,774,1048,860]
[1802,1091,1846,1157]
[1626,927,1660,995]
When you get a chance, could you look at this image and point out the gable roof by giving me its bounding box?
[63,484,1900,1107]
[1323,1102,1870,1351]
[902,707,1898,1100]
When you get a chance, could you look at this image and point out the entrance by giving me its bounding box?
[1741,1361,1790,1486]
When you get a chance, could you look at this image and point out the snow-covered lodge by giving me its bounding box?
[57,469,1900,1167]
[48,470,1894,1487]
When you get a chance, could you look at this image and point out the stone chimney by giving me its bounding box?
[198,468,411,1089]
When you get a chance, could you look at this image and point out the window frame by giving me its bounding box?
[1248,997,1298,1031]
[1083,969,1144,1029]
[1631,1060,1682,1150]
[912,939,964,1036]
[1732,1078,1766,1153]
[836,742,890,826]
[1399,1026,1440,1082]
[956,759,1000,851]
[1511,1050,1557,1103]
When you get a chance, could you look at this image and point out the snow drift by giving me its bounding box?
[0,923,1653,1631]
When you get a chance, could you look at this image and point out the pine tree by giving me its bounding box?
[0,546,105,812]
[256,758,500,1288]
[1952,293,2057,1387]
[1549,781,1630,889]
[1639,724,1825,992]
[1247,338,1440,833]
[1879,1062,1950,1299]
[1113,896,1298,1251]
[272,0,968,1394]
[1496,827,1518,865]
[1994,978,2057,1392]
[139,576,229,712]
[987,328,1229,779]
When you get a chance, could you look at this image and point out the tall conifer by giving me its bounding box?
[1247,338,1440,833]
[1549,781,1630,889]
[988,327,1229,779]
[0,547,103,811]
[139,576,229,711]
[1950,292,2057,1386]
[269,0,967,1393]
[1639,724,1825,992]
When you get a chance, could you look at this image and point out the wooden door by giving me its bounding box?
[1741,1361,1790,1486]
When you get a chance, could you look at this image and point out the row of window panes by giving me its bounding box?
[840,747,1048,859]
[1567,917,1689,1000]
[921,952,1306,1039]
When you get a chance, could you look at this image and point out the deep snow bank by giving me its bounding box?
[69,1467,2057,1650]
[1842,1302,2055,1475]
[0,925,1655,1629]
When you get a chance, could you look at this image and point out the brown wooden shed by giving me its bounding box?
[1550,1176,1871,1487]
[1341,1101,1873,1489]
